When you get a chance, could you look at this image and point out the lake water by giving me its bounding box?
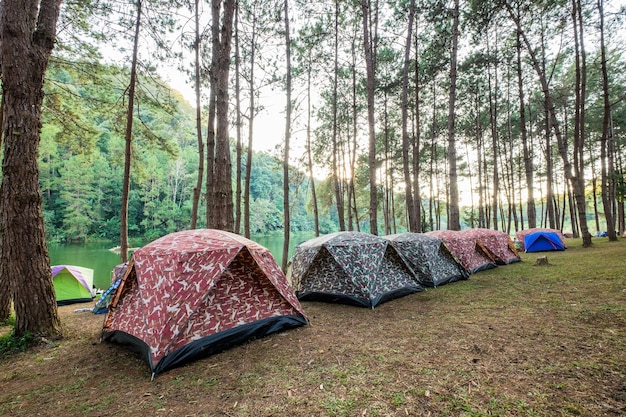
[48,233,314,290]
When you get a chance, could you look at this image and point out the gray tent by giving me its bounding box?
[384,233,469,287]
[289,232,423,308]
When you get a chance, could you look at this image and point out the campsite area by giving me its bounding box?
[1,238,625,417]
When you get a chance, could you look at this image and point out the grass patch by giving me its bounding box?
[1,238,626,416]
[0,331,35,358]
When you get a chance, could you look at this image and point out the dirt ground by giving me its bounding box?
[1,241,625,416]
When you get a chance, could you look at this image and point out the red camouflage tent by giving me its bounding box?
[426,230,497,274]
[102,229,307,377]
[459,228,521,265]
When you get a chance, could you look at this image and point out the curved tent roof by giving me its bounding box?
[515,228,566,251]
[426,230,497,274]
[102,229,307,377]
[523,231,566,252]
[384,233,468,287]
[459,228,521,265]
[51,265,95,305]
[290,231,422,308]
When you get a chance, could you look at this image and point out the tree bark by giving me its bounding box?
[210,0,235,231]
[516,27,536,229]
[281,0,292,272]
[401,0,417,232]
[243,5,257,238]
[234,4,242,234]
[361,0,378,235]
[447,0,461,230]
[190,0,204,230]
[597,0,617,240]
[119,0,142,264]
[503,1,591,246]
[0,0,63,337]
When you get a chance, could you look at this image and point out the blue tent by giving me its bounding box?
[524,231,566,252]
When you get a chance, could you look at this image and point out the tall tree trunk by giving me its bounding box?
[205,0,218,230]
[504,2,592,246]
[516,27,536,228]
[210,0,235,231]
[447,0,461,230]
[191,0,204,230]
[234,4,242,234]
[487,35,499,230]
[401,0,417,232]
[350,33,360,231]
[281,0,292,272]
[0,94,8,322]
[305,51,319,237]
[362,0,378,235]
[412,22,422,232]
[120,0,142,263]
[0,0,63,337]
[243,6,257,238]
[332,0,345,231]
[597,0,617,240]
[383,94,391,234]
[545,104,556,229]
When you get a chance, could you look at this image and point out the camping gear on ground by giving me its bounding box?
[522,231,566,252]
[459,228,521,265]
[426,230,498,274]
[515,228,567,252]
[93,263,128,314]
[102,229,307,377]
[51,265,95,305]
[384,233,468,287]
[289,231,423,308]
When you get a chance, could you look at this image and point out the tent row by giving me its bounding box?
[55,227,566,377]
[289,229,522,309]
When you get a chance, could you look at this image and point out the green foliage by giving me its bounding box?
[0,330,35,359]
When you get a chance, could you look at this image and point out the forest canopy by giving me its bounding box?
[6,0,626,244]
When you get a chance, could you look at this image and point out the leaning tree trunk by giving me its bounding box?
[0,0,63,337]
[504,1,592,247]
[120,0,142,264]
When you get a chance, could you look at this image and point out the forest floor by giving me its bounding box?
[1,238,625,417]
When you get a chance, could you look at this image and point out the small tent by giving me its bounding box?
[523,231,566,252]
[459,228,521,265]
[102,229,307,377]
[426,230,497,274]
[51,265,95,305]
[289,232,423,308]
[515,228,566,252]
[384,233,468,287]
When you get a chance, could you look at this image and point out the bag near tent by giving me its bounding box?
[384,233,468,287]
[92,262,128,314]
[101,229,307,377]
[51,265,95,306]
[289,231,423,308]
